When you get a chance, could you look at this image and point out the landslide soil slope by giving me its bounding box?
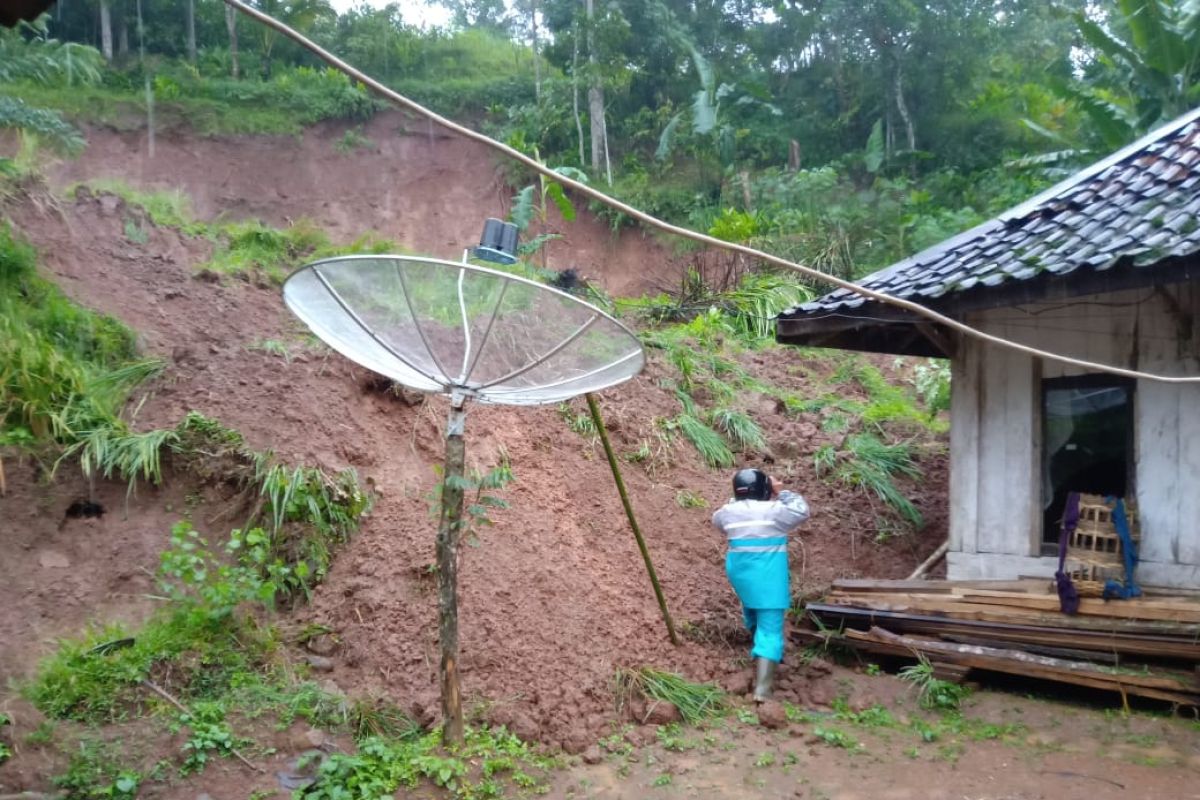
[3,116,946,753]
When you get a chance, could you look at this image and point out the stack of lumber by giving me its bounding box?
[800,579,1200,706]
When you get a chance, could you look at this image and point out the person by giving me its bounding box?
[712,468,810,702]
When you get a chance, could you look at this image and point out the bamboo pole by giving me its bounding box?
[436,397,468,745]
[907,539,949,580]
[586,393,678,646]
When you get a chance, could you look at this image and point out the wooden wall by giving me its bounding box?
[947,282,1200,587]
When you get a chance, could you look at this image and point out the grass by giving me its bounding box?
[815,432,924,528]
[6,64,375,138]
[899,658,971,711]
[70,179,404,285]
[671,413,734,468]
[75,179,205,234]
[615,668,727,725]
[0,221,174,493]
[710,407,766,452]
[300,726,557,799]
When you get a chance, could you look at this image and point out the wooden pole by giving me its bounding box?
[907,539,949,580]
[437,396,468,745]
[585,393,679,645]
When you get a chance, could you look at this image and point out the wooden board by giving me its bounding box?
[805,604,1200,660]
[841,628,1199,706]
[822,592,1200,633]
[956,590,1200,623]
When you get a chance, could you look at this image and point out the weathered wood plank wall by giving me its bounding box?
[947,283,1200,587]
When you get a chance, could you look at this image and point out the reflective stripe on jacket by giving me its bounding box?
[712,491,810,609]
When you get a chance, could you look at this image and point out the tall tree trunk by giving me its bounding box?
[137,0,153,159]
[586,0,608,181]
[99,0,113,61]
[186,0,197,64]
[225,4,239,80]
[530,0,541,102]
[117,5,129,62]
[436,402,468,746]
[892,48,916,172]
[572,23,585,167]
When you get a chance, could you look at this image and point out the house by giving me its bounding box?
[776,109,1200,588]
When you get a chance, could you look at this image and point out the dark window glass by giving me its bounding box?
[1041,376,1135,546]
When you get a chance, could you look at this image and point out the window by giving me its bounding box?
[1041,375,1135,547]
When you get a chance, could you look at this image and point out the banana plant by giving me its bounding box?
[509,162,589,264]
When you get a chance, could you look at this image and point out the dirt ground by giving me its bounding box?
[3,116,1196,797]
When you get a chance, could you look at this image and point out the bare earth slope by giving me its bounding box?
[4,118,944,752]
[53,110,684,299]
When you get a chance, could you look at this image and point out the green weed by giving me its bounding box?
[675,490,708,509]
[52,739,140,799]
[301,726,554,799]
[557,402,596,437]
[655,723,695,752]
[334,125,374,154]
[247,338,292,362]
[832,697,897,728]
[615,668,727,725]
[175,701,239,775]
[812,726,860,749]
[710,407,765,452]
[816,432,924,528]
[0,713,9,764]
[899,659,970,711]
[670,413,734,468]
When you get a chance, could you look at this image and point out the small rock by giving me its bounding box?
[644,701,682,726]
[581,745,603,765]
[304,728,328,748]
[721,668,755,695]
[304,655,334,672]
[163,289,184,300]
[559,725,591,755]
[305,634,339,656]
[38,551,70,569]
[208,344,221,355]
[99,194,122,216]
[172,346,194,364]
[806,681,835,708]
[757,700,787,730]
[194,269,221,284]
[787,724,805,737]
[806,658,833,677]
[508,712,541,743]
[409,692,439,728]
[626,726,656,747]
[848,694,879,713]
[804,733,822,745]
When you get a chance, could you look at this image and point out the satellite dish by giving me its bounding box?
[283,255,644,405]
[282,247,650,744]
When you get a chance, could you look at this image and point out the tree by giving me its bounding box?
[99,0,112,60]
[186,0,196,63]
[225,2,239,78]
[252,0,334,78]
[1069,0,1200,147]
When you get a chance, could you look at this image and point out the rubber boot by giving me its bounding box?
[752,657,776,703]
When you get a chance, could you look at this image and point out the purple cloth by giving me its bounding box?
[1054,492,1081,615]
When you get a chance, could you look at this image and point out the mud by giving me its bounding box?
[2,119,945,755]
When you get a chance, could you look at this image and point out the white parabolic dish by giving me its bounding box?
[283,255,645,405]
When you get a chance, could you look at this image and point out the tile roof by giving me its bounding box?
[782,107,1200,316]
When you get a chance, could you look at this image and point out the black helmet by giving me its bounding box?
[732,468,770,501]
